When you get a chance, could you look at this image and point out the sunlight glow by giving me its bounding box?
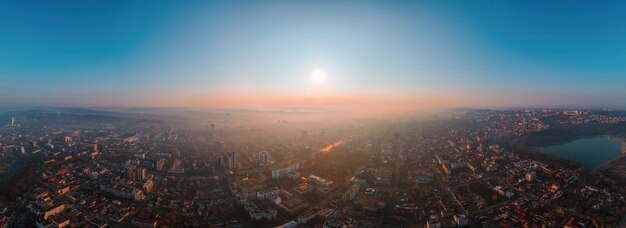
[311,69,327,83]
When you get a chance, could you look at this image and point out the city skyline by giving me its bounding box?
[2,2,626,226]
[2,1,626,110]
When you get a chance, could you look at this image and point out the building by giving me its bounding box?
[170,158,179,170]
[259,151,268,165]
[247,208,277,221]
[526,171,536,182]
[454,214,469,226]
[100,184,145,201]
[256,187,280,200]
[495,186,514,198]
[38,215,70,228]
[225,152,237,169]
[125,167,136,181]
[271,162,300,179]
[123,135,138,143]
[287,171,301,179]
[308,175,332,187]
[142,180,154,193]
[167,158,185,174]
[563,110,582,116]
[239,200,277,221]
[279,198,306,213]
[29,203,65,220]
[132,189,146,201]
[298,208,320,224]
[136,167,147,181]
[56,186,70,195]
[343,183,359,201]
[156,159,166,171]
[292,183,313,195]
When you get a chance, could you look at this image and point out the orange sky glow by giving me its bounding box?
[181,91,458,113]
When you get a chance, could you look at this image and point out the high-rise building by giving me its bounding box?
[259,151,268,165]
[125,167,136,181]
[136,167,146,181]
[142,180,154,193]
[156,159,166,171]
[10,117,15,127]
[170,158,180,170]
[225,152,237,169]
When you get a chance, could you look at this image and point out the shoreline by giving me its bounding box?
[597,153,626,171]
[539,134,618,147]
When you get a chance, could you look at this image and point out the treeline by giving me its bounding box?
[0,160,37,207]
[517,122,626,147]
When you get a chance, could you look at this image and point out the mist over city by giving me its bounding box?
[1,1,626,227]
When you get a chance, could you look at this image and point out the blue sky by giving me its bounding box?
[1,1,626,109]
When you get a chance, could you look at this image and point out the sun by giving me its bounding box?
[311,69,327,83]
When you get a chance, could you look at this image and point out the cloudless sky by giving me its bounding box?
[2,0,626,110]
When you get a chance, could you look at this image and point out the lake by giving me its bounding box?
[542,136,624,169]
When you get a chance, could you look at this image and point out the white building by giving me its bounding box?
[256,187,280,200]
[271,162,300,179]
[307,175,332,186]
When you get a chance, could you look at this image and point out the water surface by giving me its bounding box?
[542,136,623,169]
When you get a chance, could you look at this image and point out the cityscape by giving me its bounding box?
[0,108,625,227]
[2,1,626,228]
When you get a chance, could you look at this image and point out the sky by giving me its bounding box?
[2,0,626,111]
